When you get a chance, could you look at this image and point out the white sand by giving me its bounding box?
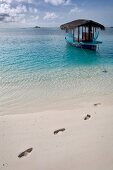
[0,94,113,170]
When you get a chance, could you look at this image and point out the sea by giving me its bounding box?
[0,27,113,115]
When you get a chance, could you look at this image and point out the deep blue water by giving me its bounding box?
[0,27,113,115]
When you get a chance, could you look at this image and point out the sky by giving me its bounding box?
[0,0,113,27]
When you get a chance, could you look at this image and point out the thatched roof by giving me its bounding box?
[60,19,105,30]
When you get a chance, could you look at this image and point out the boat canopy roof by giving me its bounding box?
[60,19,105,30]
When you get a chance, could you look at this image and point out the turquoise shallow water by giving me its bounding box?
[0,27,113,115]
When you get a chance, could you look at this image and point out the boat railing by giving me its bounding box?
[66,31,99,43]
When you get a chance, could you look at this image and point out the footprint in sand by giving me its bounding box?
[84,114,91,120]
[54,128,65,135]
[94,103,101,106]
[18,148,33,158]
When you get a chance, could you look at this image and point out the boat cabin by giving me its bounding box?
[60,19,105,50]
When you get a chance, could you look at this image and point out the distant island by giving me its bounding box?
[34,26,40,28]
[110,27,113,28]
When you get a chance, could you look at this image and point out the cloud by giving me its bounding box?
[0,13,9,21]
[0,0,39,23]
[64,0,71,5]
[0,4,27,22]
[69,6,82,14]
[0,3,27,15]
[43,12,58,20]
[9,0,32,3]
[0,0,13,4]
[44,0,70,6]
[29,7,38,13]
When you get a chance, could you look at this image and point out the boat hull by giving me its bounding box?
[65,37,101,51]
[80,44,96,50]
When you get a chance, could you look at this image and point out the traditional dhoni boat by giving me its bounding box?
[60,19,105,50]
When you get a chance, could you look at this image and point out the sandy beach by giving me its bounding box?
[0,94,113,170]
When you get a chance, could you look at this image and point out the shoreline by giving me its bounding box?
[1,93,113,116]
